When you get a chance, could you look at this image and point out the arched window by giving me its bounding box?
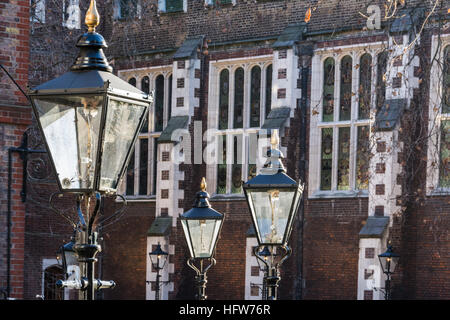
[43,265,64,300]
[322,57,335,122]
[265,64,272,118]
[219,69,229,130]
[234,67,244,129]
[141,76,150,133]
[359,53,372,119]
[316,52,370,193]
[376,51,388,112]
[250,66,261,128]
[339,55,352,121]
[154,75,165,132]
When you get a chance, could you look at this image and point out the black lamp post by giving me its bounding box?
[243,129,303,300]
[378,244,400,300]
[148,243,169,300]
[180,178,224,300]
[28,0,150,300]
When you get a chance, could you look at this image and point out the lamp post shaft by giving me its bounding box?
[195,273,208,300]
[266,267,280,300]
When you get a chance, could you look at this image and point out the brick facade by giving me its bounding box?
[0,0,32,300]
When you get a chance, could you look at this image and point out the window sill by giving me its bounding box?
[309,189,369,199]
[209,194,246,201]
[426,188,450,196]
[116,195,156,202]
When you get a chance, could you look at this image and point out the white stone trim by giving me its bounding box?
[244,238,263,300]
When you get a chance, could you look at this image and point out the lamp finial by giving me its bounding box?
[200,177,207,192]
[270,129,279,149]
[85,0,100,33]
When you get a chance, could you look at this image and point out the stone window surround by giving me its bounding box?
[308,41,387,199]
[118,65,173,200]
[206,55,273,197]
[426,33,450,196]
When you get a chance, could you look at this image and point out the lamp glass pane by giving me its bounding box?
[181,219,194,258]
[33,95,103,190]
[99,98,146,192]
[247,188,295,244]
[187,219,222,259]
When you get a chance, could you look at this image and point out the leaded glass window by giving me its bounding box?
[440,120,450,188]
[231,135,243,193]
[166,0,183,12]
[265,64,272,118]
[234,67,244,129]
[126,149,135,195]
[141,76,150,133]
[121,69,172,198]
[250,66,261,128]
[443,46,449,114]
[359,54,372,119]
[316,52,380,193]
[119,0,138,19]
[219,69,229,130]
[339,56,352,121]
[211,60,272,195]
[217,135,227,194]
[139,138,148,195]
[376,51,388,112]
[356,126,370,190]
[323,57,335,122]
[320,128,333,190]
[337,127,350,190]
[154,75,165,132]
[440,46,450,188]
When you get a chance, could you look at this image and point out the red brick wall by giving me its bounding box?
[0,0,31,300]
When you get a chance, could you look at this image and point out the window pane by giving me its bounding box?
[166,0,183,12]
[141,76,150,133]
[120,0,138,18]
[232,135,242,193]
[250,66,261,127]
[320,128,333,190]
[248,132,258,180]
[154,75,164,132]
[234,68,244,129]
[168,74,172,122]
[128,77,136,87]
[219,69,229,130]
[359,54,372,119]
[356,126,369,190]
[217,135,227,194]
[443,46,450,113]
[152,139,158,195]
[376,51,388,112]
[439,120,450,188]
[265,64,272,118]
[323,58,335,122]
[337,127,350,190]
[139,138,148,195]
[126,149,135,195]
[339,56,352,121]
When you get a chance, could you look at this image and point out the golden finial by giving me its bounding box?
[270,129,279,149]
[200,177,207,192]
[85,0,100,33]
